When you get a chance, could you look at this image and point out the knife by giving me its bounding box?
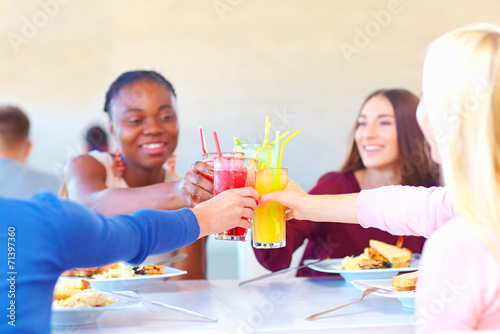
[239,258,327,286]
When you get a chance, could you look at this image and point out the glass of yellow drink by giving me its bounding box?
[252,168,288,248]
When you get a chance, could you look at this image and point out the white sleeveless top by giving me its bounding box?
[66,150,183,265]
[87,150,182,187]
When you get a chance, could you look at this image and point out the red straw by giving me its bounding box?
[212,132,222,157]
[199,127,207,154]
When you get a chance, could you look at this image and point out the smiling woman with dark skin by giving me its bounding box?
[61,70,213,279]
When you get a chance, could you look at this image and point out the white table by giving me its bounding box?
[51,277,415,333]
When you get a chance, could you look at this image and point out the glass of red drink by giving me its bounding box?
[202,152,244,167]
[202,152,244,182]
[213,156,257,241]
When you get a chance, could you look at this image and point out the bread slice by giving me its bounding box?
[369,240,412,265]
[391,271,418,291]
[391,261,410,268]
[364,247,389,262]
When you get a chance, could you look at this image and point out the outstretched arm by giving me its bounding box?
[260,180,455,238]
[64,154,189,216]
[56,185,258,269]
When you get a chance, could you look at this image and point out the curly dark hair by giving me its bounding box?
[103,70,176,117]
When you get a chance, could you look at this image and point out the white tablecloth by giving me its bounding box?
[51,277,415,333]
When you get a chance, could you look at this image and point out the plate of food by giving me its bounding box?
[351,271,418,308]
[58,262,187,291]
[304,239,420,283]
[51,280,142,326]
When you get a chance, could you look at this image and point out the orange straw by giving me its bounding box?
[212,132,222,157]
[199,127,208,154]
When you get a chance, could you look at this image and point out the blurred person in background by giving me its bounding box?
[85,125,109,152]
[0,105,60,199]
[254,89,441,276]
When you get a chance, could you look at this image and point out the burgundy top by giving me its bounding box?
[253,171,427,276]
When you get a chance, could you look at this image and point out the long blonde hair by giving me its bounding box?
[422,23,500,260]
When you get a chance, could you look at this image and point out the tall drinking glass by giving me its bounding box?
[213,156,257,241]
[233,143,273,168]
[203,152,244,167]
[201,152,244,182]
[252,168,288,248]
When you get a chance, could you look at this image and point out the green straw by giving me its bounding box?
[270,130,281,239]
[272,131,280,168]
[270,131,289,145]
[269,168,279,240]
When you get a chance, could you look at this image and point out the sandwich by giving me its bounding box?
[391,271,418,291]
[368,239,412,268]
[52,280,115,308]
[341,239,413,270]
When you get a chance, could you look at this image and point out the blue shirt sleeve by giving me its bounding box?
[48,193,200,269]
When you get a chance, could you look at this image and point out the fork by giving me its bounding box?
[239,259,326,286]
[101,290,218,322]
[305,287,381,321]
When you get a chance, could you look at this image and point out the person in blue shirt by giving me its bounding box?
[0,186,257,334]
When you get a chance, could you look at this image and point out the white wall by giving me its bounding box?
[1,0,499,279]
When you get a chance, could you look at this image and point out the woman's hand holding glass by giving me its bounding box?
[257,180,308,220]
[180,161,214,207]
[258,179,359,224]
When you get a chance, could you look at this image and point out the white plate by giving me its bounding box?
[304,254,420,283]
[51,291,142,326]
[351,279,416,308]
[58,266,187,291]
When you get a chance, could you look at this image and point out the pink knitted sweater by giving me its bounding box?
[358,186,500,332]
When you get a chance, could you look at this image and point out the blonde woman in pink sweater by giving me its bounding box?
[258,24,500,332]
